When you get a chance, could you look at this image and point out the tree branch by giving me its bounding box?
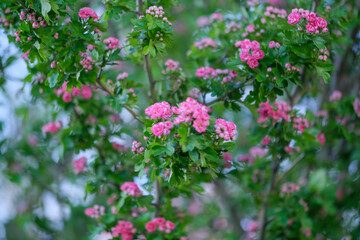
[276,154,305,185]
[144,54,156,102]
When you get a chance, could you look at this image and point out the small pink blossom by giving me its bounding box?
[73,157,87,174]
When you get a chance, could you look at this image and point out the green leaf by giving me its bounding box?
[40,0,51,21]
[49,72,59,88]
[309,169,327,192]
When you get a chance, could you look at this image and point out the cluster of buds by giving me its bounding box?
[19,11,47,30]
[285,63,301,72]
[80,53,95,72]
[288,9,328,34]
[131,140,144,154]
[85,205,105,218]
[155,31,164,41]
[145,6,172,25]
[314,47,330,61]
[264,6,287,19]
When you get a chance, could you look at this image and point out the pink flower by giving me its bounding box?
[145,221,157,232]
[353,98,360,117]
[330,90,342,101]
[316,133,325,146]
[78,7,99,20]
[32,22,39,28]
[111,220,137,239]
[306,12,317,22]
[21,50,30,59]
[247,220,259,232]
[306,22,318,34]
[249,147,267,158]
[104,37,121,50]
[42,121,61,134]
[293,117,309,133]
[165,59,180,71]
[269,41,276,48]
[316,17,327,28]
[50,61,56,68]
[145,101,172,119]
[62,91,72,102]
[73,157,87,174]
[287,12,301,25]
[247,57,259,68]
[81,86,92,99]
[210,12,223,21]
[257,100,274,123]
[214,119,237,141]
[252,49,264,60]
[117,72,128,80]
[261,136,271,145]
[120,182,142,197]
[197,16,210,27]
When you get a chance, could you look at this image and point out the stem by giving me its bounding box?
[276,154,305,185]
[154,177,162,217]
[259,156,279,240]
[144,54,156,102]
[206,87,241,106]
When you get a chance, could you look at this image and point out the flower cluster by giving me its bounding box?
[112,142,128,152]
[214,119,237,141]
[145,218,176,233]
[193,38,218,49]
[225,21,241,33]
[145,101,172,119]
[195,67,216,79]
[236,39,264,68]
[288,9,328,34]
[42,121,62,134]
[292,117,309,133]
[78,7,99,21]
[55,82,92,102]
[17,11,48,33]
[80,52,95,72]
[257,100,292,123]
[173,98,210,133]
[330,90,342,101]
[285,62,301,72]
[264,6,287,19]
[103,37,122,50]
[281,182,300,195]
[165,59,180,71]
[151,121,174,137]
[269,41,281,49]
[315,47,330,61]
[131,140,144,154]
[73,157,87,174]
[85,205,105,218]
[117,72,129,80]
[316,133,326,146]
[120,182,142,197]
[145,6,171,25]
[111,220,137,240]
[222,153,232,168]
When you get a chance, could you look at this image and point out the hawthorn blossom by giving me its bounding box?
[120,182,142,197]
[104,37,122,50]
[145,101,172,119]
[330,90,342,101]
[145,218,176,234]
[78,7,99,20]
[73,157,87,174]
[111,220,137,240]
[214,119,237,141]
[85,205,105,218]
[42,121,62,134]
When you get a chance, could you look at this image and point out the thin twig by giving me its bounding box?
[276,154,305,185]
[144,54,156,102]
[206,87,241,106]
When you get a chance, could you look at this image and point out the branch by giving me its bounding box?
[258,156,279,240]
[206,87,241,106]
[144,54,156,102]
[276,154,305,185]
[153,177,162,217]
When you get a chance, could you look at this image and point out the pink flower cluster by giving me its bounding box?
[173,98,210,133]
[214,119,237,141]
[285,62,301,72]
[264,6,287,19]
[316,47,330,61]
[145,101,172,119]
[112,142,128,152]
[111,220,137,240]
[117,72,129,80]
[120,182,142,197]
[353,98,360,117]
[42,121,62,134]
[193,38,218,49]
[238,146,268,166]
[151,121,174,137]
[281,182,300,195]
[225,21,241,33]
[80,52,95,72]
[17,11,47,35]
[236,39,264,68]
[146,6,171,25]
[330,90,342,101]
[195,67,216,79]
[222,153,232,168]
[145,218,176,233]
[165,59,180,71]
[257,100,292,123]
[73,157,87,174]
[103,37,122,50]
[269,41,281,49]
[288,9,328,34]
[131,140,144,154]
[55,82,92,102]
[246,220,259,240]
[293,117,309,133]
[0,15,10,27]
[85,205,105,218]
[78,7,99,21]
[210,12,224,22]
[196,68,238,84]
[316,133,326,146]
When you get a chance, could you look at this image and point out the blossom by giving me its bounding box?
[353,98,360,117]
[287,12,301,25]
[281,182,300,195]
[145,221,157,232]
[261,136,271,145]
[214,119,237,141]
[252,49,264,60]
[316,133,326,146]
[151,122,165,136]
[81,86,92,99]
[193,38,218,49]
[111,220,137,240]
[78,7,99,20]
[120,182,142,197]
[293,117,309,133]
[131,140,144,154]
[165,59,180,71]
[249,146,267,158]
[247,220,259,232]
[42,121,62,134]
[85,205,105,218]
[145,101,172,119]
[103,37,122,50]
[145,218,176,234]
[316,17,327,28]
[73,157,87,174]
[330,90,342,101]
[117,72,128,80]
[222,153,232,168]
[247,57,259,68]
